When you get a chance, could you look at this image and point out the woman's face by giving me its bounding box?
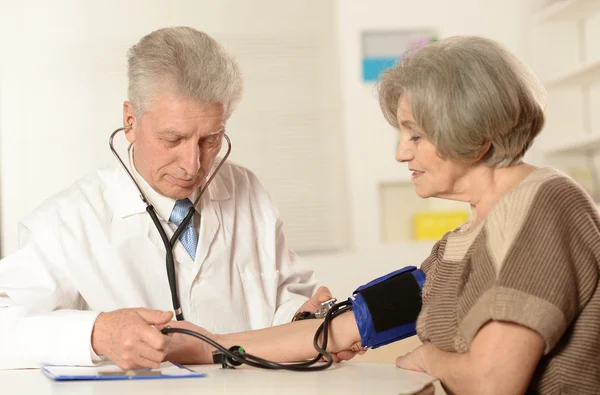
[395,97,472,199]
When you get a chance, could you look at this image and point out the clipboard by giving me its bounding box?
[42,361,206,381]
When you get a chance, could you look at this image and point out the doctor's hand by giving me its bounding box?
[91,308,173,370]
[296,286,333,315]
[158,320,217,365]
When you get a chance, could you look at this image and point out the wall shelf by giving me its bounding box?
[544,132,600,155]
[544,58,600,88]
[534,0,600,23]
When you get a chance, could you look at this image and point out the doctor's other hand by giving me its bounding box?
[91,308,173,370]
[316,309,365,363]
[297,286,333,315]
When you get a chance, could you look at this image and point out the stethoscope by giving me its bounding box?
[108,125,232,321]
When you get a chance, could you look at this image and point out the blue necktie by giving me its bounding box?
[169,199,199,260]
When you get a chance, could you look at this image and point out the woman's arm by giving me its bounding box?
[223,312,362,361]
[164,311,362,364]
[396,321,544,395]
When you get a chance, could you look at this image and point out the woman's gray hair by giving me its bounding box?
[378,36,546,167]
[127,26,243,119]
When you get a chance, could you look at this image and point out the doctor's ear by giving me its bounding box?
[122,101,136,143]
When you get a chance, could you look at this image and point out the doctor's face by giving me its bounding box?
[123,93,226,200]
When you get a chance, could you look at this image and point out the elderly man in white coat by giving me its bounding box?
[0,27,333,370]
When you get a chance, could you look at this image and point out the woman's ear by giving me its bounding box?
[122,101,136,143]
[477,141,492,162]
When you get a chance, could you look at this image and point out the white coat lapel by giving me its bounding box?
[194,168,230,269]
[109,166,192,267]
[196,197,219,269]
[111,160,231,270]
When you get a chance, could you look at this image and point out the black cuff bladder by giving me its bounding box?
[349,266,425,349]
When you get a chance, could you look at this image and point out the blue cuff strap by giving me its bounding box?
[349,266,424,349]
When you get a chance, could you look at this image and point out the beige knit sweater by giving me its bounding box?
[417,168,600,394]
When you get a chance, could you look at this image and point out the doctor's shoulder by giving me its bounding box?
[215,159,283,219]
[19,168,113,231]
[216,160,275,200]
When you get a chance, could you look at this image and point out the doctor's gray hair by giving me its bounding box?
[127,27,243,119]
[378,36,546,167]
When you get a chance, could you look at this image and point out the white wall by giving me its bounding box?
[0,0,546,299]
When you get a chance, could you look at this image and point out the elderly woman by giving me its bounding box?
[166,36,600,394]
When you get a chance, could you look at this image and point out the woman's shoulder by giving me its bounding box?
[491,167,597,225]
[517,166,589,196]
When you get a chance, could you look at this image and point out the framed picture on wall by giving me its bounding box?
[361,29,437,83]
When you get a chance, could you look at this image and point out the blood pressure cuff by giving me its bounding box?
[349,266,425,349]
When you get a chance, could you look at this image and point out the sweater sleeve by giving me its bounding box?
[459,176,600,354]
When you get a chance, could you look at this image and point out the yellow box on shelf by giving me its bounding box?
[413,211,470,240]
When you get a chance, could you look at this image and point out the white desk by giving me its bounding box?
[1,363,437,394]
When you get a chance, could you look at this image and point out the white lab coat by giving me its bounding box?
[0,161,318,369]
